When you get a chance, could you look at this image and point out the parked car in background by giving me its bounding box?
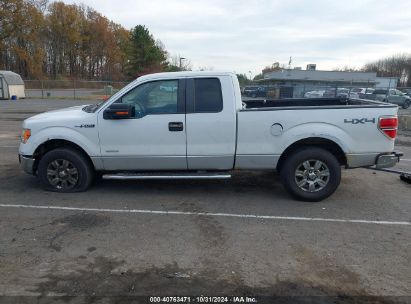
[322,88,349,98]
[339,88,350,98]
[372,89,410,109]
[349,88,375,99]
[159,84,177,92]
[243,86,267,98]
[322,89,334,98]
[399,88,411,97]
[304,90,325,98]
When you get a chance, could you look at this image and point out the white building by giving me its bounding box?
[0,71,25,99]
[374,77,398,88]
[259,69,397,98]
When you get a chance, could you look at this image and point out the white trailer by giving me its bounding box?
[0,70,25,99]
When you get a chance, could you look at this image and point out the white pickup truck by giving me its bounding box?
[19,71,402,201]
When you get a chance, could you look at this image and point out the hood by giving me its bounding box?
[25,105,87,122]
[22,105,96,129]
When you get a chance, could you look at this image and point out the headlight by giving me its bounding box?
[21,128,31,143]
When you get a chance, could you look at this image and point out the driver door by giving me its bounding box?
[97,79,187,171]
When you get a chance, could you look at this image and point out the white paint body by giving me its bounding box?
[19,71,398,172]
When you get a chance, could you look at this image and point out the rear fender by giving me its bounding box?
[279,122,350,154]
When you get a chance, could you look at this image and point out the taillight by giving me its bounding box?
[378,116,398,139]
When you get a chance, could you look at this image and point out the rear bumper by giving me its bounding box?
[375,152,403,169]
[18,154,35,175]
[346,152,402,168]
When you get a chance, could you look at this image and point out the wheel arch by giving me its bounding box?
[276,137,347,172]
[32,139,95,174]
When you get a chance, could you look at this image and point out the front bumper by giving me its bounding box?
[18,154,35,175]
[375,152,403,169]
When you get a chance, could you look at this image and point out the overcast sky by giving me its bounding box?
[62,0,411,76]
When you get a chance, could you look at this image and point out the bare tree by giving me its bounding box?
[197,65,214,71]
[167,54,192,71]
[332,65,359,72]
[28,0,48,12]
[362,53,411,86]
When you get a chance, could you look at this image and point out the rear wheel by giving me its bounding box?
[38,148,94,192]
[280,147,341,202]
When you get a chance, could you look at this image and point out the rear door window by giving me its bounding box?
[193,78,223,113]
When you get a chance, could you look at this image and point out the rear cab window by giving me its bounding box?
[187,78,223,113]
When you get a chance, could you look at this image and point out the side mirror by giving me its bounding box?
[103,103,135,119]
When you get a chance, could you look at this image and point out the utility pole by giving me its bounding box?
[179,57,186,70]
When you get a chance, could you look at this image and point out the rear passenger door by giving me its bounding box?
[185,76,237,170]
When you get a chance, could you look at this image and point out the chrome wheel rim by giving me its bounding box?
[294,160,330,192]
[46,159,78,190]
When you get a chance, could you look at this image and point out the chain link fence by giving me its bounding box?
[24,80,128,100]
[19,79,411,110]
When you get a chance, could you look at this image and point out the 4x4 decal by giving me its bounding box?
[344,118,375,124]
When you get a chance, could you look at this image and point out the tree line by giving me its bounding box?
[362,54,411,87]
[332,54,411,87]
[0,0,183,81]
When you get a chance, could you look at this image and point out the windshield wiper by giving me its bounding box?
[82,104,95,113]
[82,101,104,113]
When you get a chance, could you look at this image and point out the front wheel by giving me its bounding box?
[38,148,94,192]
[402,101,410,109]
[280,147,341,202]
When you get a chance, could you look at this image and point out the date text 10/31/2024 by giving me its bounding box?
[149,296,258,303]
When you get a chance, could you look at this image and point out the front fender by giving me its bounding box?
[19,126,100,157]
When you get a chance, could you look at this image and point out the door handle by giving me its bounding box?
[169,122,184,131]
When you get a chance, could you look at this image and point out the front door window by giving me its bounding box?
[121,80,178,117]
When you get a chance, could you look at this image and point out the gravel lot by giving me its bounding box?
[0,99,410,303]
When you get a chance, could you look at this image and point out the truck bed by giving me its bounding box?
[242,97,394,110]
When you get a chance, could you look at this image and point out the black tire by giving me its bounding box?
[280,147,341,202]
[402,101,410,109]
[38,148,94,192]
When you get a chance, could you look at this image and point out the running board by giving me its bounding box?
[102,172,232,180]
